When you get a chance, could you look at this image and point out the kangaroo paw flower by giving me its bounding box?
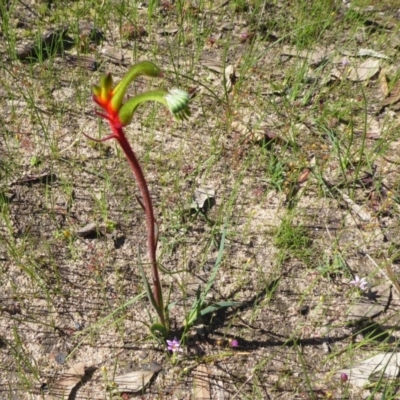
[92,62,190,129]
[88,61,191,337]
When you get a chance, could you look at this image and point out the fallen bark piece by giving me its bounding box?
[193,364,211,400]
[114,369,155,392]
[380,78,400,109]
[358,48,390,59]
[76,222,100,238]
[348,59,380,81]
[45,362,85,399]
[346,283,391,321]
[191,187,216,213]
[337,352,400,387]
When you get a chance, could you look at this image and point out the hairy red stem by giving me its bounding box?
[111,124,165,326]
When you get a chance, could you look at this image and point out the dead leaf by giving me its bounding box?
[337,352,400,387]
[114,369,154,392]
[365,118,382,139]
[297,168,311,184]
[99,47,127,66]
[231,120,273,143]
[280,45,331,67]
[358,48,390,59]
[223,65,237,92]
[157,26,179,35]
[45,362,85,399]
[380,79,400,108]
[231,120,250,136]
[379,69,389,97]
[348,59,380,81]
[200,56,224,74]
[193,364,211,400]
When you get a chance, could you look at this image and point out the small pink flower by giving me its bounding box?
[350,275,368,291]
[166,338,182,353]
[240,31,255,43]
[229,339,239,348]
[342,57,350,67]
[340,373,348,382]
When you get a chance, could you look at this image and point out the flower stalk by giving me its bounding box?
[87,61,190,335]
